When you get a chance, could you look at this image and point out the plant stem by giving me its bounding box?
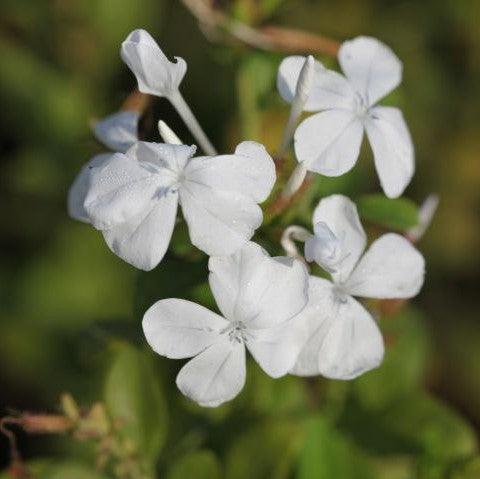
[169,91,217,155]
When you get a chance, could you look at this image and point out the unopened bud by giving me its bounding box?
[407,194,439,242]
[295,55,315,109]
[158,120,182,145]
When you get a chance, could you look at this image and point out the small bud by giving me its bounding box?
[61,393,80,422]
[277,56,315,158]
[158,120,182,145]
[295,55,315,110]
[282,163,307,198]
[407,194,439,242]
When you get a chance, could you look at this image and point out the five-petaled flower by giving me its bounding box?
[142,242,309,407]
[278,36,414,198]
[291,194,425,379]
[78,141,275,270]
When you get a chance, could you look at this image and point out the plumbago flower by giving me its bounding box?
[142,242,309,407]
[278,36,414,198]
[291,194,425,379]
[68,110,139,223]
[80,141,275,270]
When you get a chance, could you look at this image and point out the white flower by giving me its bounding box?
[93,111,140,153]
[278,37,414,198]
[121,29,187,98]
[292,194,425,379]
[82,141,276,270]
[68,111,140,223]
[142,242,309,407]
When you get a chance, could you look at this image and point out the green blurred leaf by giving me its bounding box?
[166,450,222,479]
[237,53,278,140]
[353,307,430,410]
[225,420,304,479]
[17,223,132,325]
[382,393,478,464]
[134,255,212,321]
[37,462,109,479]
[260,0,286,17]
[104,343,167,470]
[451,456,480,479]
[357,194,419,231]
[235,360,309,415]
[297,415,375,479]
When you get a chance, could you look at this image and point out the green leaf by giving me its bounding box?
[225,420,304,479]
[357,194,419,231]
[297,415,375,479]
[167,450,222,479]
[451,456,480,479]
[37,462,109,479]
[104,343,167,471]
[381,393,478,464]
[353,307,430,410]
[234,359,309,415]
[134,255,211,321]
[237,53,278,140]
[260,0,286,17]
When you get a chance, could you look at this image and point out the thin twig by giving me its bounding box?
[181,0,341,56]
[267,173,312,217]
[1,417,22,465]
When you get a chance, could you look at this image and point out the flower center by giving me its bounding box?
[353,92,368,118]
[332,283,349,304]
[222,321,248,344]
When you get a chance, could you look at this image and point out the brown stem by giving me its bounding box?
[267,173,312,217]
[260,26,340,56]
[0,417,21,465]
[120,90,151,113]
[181,0,340,56]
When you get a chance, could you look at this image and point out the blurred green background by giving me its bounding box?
[1,1,479,478]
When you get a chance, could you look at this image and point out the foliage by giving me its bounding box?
[1,0,479,478]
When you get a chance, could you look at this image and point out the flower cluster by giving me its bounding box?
[69,29,426,407]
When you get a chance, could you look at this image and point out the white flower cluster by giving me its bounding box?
[69,29,426,407]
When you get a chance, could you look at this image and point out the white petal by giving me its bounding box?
[131,141,196,171]
[121,29,187,97]
[318,295,384,380]
[143,298,229,359]
[185,141,275,203]
[338,36,402,106]
[208,242,309,328]
[247,321,306,378]
[292,277,384,379]
[83,153,163,230]
[304,222,344,274]
[277,55,357,111]
[67,154,112,223]
[102,192,178,271]
[176,339,246,407]
[179,182,263,256]
[345,233,425,299]
[365,106,414,198]
[294,110,364,176]
[93,111,139,153]
[311,195,366,282]
[290,276,336,376]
